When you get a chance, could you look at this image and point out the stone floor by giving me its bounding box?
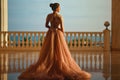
[0,50,120,80]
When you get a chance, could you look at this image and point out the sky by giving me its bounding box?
[8,0,111,32]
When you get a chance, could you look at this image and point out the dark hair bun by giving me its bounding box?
[49,3,60,11]
[50,3,54,8]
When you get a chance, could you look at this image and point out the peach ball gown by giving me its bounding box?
[18,13,91,80]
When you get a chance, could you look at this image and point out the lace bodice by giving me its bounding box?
[46,13,63,30]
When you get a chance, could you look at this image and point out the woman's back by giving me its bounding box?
[47,13,62,29]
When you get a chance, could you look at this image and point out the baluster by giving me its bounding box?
[1,32,3,47]
[22,32,24,48]
[87,33,90,47]
[74,33,76,48]
[38,32,40,48]
[5,32,8,48]
[95,33,97,47]
[84,34,87,47]
[17,33,20,48]
[28,33,30,47]
[86,33,88,47]
[90,33,93,47]
[82,33,84,47]
[93,33,96,47]
[96,33,99,47]
[92,34,94,47]
[26,32,28,47]
[8,32,11,48]
[13,33,15,48]
[32,33,34,47]
[31,33,34,47]
[19,33,21,47]
[30,33,32,48]
[24,33,27,48]
[3,32,5,48]
[78,33,80,48]
[70,33,72,48]
[16,32,19,47]
[34,33,36,48]
[8,32,10,48]
[36,33,39,48]
[99,33,102,47]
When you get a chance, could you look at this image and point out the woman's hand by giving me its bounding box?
[58,28,64,33]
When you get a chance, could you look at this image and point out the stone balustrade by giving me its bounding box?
[0,29,110,51]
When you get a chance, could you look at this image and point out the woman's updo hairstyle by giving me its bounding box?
[50,3,60,11]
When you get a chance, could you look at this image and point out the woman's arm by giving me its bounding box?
[45,15,50,28]
[60,16,64,32]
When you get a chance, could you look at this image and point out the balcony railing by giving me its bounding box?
[0,29,110,51]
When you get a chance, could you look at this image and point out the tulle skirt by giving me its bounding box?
[18,29,91,80]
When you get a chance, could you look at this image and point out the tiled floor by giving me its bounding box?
[0,50,119,80]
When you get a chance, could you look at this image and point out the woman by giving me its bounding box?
[18,3,91,80]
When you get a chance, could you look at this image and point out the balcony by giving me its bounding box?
[0,24,112,80]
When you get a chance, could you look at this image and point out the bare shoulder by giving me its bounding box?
[46,13,53,18]
[57,13,62,18]
[57,14,63,21]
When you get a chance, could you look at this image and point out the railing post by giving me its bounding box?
[103,21,110,51]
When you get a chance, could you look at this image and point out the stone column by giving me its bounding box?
[0,0,1,31]
[1,0,8,31]
[112,0,120,50]
[0,0,8,47]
